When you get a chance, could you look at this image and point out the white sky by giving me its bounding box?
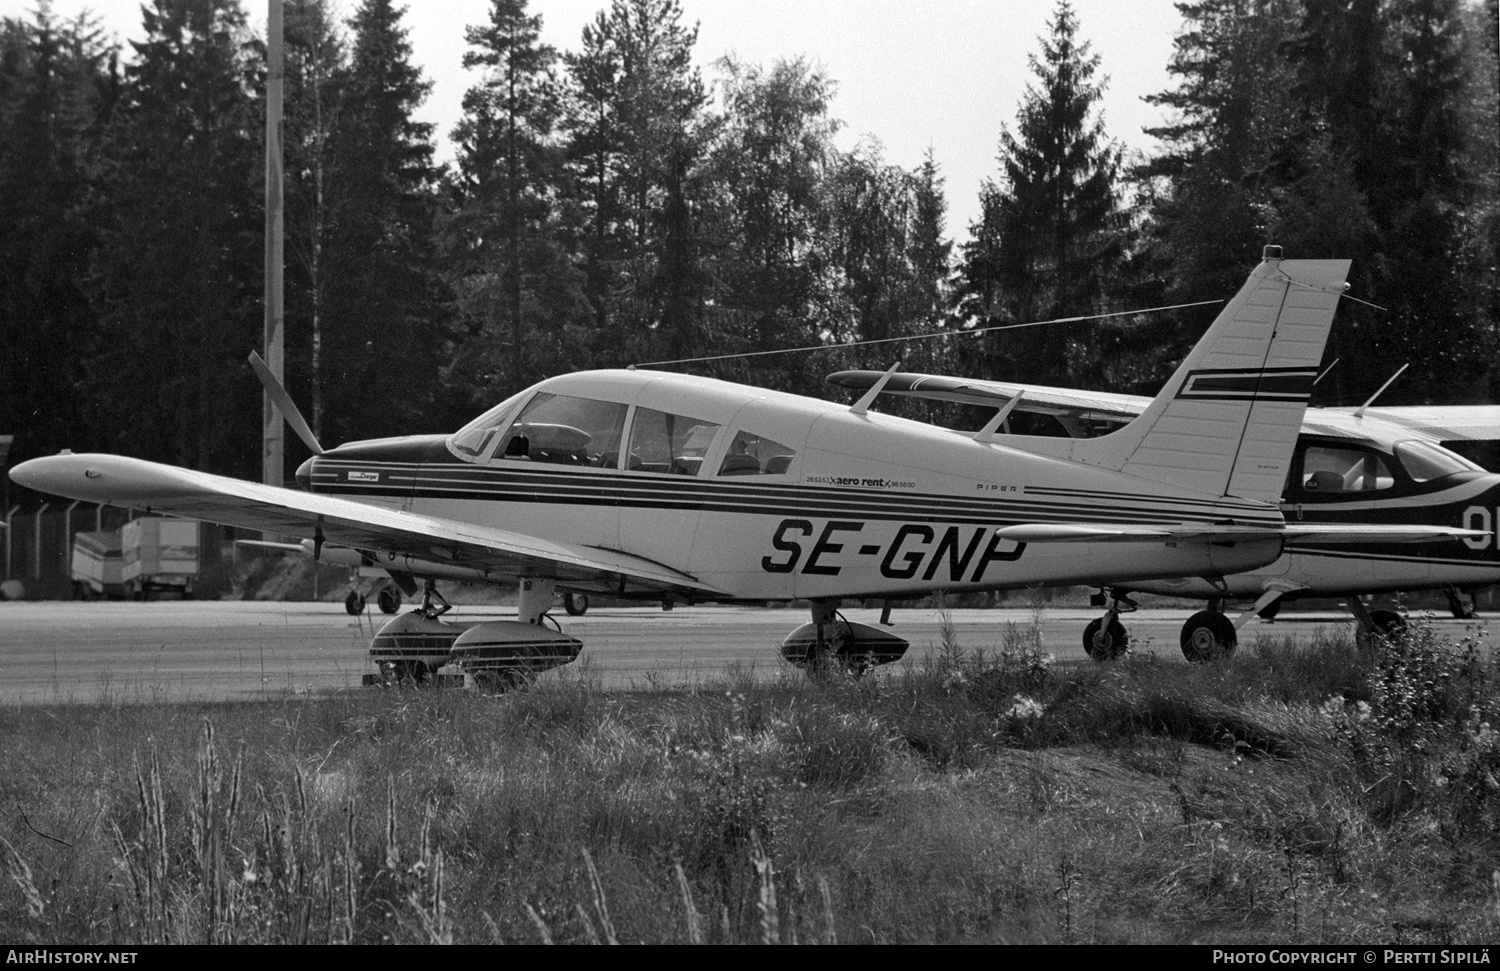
[5,0,1186,236]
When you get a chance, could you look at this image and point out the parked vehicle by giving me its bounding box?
[70,530,126,599]
[120,517,200,600]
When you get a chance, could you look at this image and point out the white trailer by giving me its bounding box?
[120,517,200,599]
[70,530,126,599]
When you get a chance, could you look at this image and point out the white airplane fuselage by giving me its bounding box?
[303,369,1286,603]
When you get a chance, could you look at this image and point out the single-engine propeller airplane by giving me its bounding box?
[829,329,1500,661]
[9,248,1483,684]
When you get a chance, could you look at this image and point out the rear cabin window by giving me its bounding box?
[718,430,796,476]
[496,393,627,468]
[1301,445,1394,493]
[627,408,719,475]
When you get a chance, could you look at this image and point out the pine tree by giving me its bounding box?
[602,0,710,365]
[955,1,1124,388]
[91,0,261,473]
[447,0,585,403]
[1139,0,1305,300]
[1144,0,1496,406]
[562,10,625,337]
[0,8,116,464]
[909,150,953,333]
[280,0,345,445]
[319,0,448,443]
[1285,0,1492,403]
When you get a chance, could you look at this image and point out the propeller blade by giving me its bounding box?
[249,350,324,456]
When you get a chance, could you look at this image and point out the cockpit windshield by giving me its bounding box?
[449,390,529,460]
[448,390,629,467]
[497,393,628,467]
[1393,440,1483,482]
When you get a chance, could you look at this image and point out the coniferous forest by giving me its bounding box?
[1,0,1496,484]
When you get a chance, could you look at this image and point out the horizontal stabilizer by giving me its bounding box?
[995,522,1488,545]
[1281,523,1491,545]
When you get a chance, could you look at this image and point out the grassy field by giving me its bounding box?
[2,611,1498,944]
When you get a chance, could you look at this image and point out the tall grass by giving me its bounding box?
[2,614,1498,942]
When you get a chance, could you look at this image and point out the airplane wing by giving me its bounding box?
[1302,406,1500,443]
[995,523,1489,544]
[8,453,725,597]
[826,370,1147,431]
[828,371,1500,444]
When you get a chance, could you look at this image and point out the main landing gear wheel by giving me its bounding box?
[563,592,589,616]
[386,660,428,685]
[344,591,366,615]
[377,586,402,614]
[1180,610,1236,663]
[1446,588,1476,620]
[1370,609,1406,636]
[1082,617,1129,660]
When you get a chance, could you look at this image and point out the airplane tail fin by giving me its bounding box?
[1060,248,1350,503]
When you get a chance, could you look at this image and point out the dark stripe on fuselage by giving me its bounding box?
[313,459,1275,516]
[1285,545,1498,567]
[308,459,1284,529]
[1286,472,1495,513]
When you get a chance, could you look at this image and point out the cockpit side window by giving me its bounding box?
[1300,444,1394,493]
[1393,440,1483,482]
[496,393,628,468]
[627,408,719,475]
[718,430,796,476]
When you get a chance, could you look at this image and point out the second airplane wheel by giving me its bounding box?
[344,591,365,615]
[1082,617,1129,661]
[1180,610,1237,663]
[563,592,589,616]
[377,586,402,614]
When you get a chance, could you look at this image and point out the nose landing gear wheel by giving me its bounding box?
[1180,610,1236,662]
[377,586,402,614]
[344,591,366,615]
[563,592,589,616]
[1082,617,1129,660]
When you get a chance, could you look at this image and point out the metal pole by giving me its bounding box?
[262,0,285,489]
[64,501,78,581]
[33,503,46,580]
[4,505,14,581]
[0,435,11,524]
